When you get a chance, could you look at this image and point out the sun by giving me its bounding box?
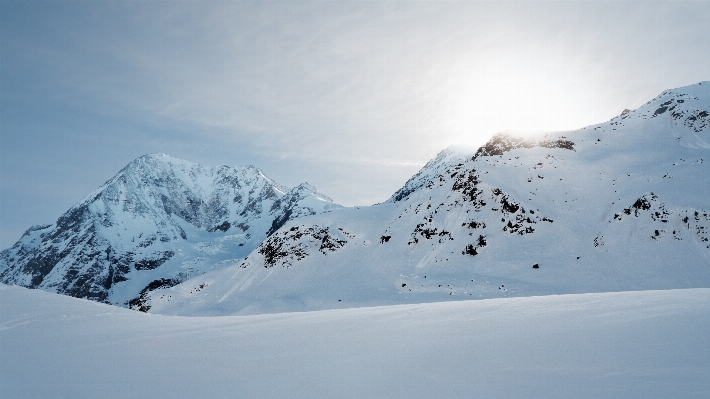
[438,63,596,148]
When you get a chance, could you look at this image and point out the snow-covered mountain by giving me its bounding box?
[147,81,710,315]
[0,154,341,308]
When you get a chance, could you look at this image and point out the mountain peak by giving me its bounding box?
[291,182,335,202]
[0,155,342,307]
[607,81,710,125]
[132,152,194,166]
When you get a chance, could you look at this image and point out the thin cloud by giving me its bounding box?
[2,1,709,247]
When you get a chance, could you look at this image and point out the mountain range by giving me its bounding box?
[2,81,709,315]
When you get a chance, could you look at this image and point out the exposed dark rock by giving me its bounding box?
[462,221,486,229]
[633,198,652,211]
[267,209,293,237]
[477,235,487,247]
[472,133,575,159]
[256,225,350,268]
[208,221,231,233]
[128,278,180,312]
[134,251,175,271]
[463,244,478,256]
[539,139,575,151]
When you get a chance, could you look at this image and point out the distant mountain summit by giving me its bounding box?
[0,154,341,307]
[144,81,710,316]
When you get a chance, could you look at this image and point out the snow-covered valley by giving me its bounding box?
[1,284,708,399]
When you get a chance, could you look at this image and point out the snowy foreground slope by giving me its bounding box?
[150,82,710,315]
[0,154,340,308]
[1,284,708,399]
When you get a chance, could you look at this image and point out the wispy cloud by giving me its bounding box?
[2,1,709,246]
[49,2,705,159]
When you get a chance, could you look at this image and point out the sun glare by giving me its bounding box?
[438,62,594,148]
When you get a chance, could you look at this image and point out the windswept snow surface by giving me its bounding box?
[1,284,708,399]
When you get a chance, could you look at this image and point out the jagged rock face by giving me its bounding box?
[0,154,341,307]
[471,133,575,158]
[146,82,710,316]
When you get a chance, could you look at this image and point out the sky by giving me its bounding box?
[1,1,709,249]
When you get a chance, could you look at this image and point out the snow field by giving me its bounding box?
[2,284,708,399]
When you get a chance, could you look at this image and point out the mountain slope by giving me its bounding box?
[0,154,341,307]
[148,81,710,315]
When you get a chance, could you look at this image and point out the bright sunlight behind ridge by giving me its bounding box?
[2,2,709,248]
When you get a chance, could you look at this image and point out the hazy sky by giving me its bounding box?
[1,1,709,248]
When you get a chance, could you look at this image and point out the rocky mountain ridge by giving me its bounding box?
[145,81,710,315]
